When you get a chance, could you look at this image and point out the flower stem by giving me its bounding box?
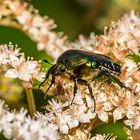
[25,88,36,117]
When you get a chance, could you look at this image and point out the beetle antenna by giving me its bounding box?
[43,59,53,65]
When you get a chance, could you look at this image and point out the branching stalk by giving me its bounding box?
[24,86,36,117]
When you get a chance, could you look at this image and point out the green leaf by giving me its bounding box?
[127,54,140,63]
[90,121,129,140]
[0,134,8,140]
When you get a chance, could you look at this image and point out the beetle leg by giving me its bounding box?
[74,79,78,96]
[95,71,136,95]
[98,71,135,93]
[77,79,96,112]
[93,70,120,85]
[109,74,136,95]
[70,77,78,104]
[44,75,55,99]
[38,79,47,91]
[38,65,54,90]
[92,70,108,80]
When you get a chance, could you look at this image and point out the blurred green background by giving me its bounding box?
[31,0,140,40]
[1,0,140,56]
[0,0,139,139]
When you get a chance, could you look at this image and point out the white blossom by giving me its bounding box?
[0,0,139,139]
[0,44,43,82]
[0,100,59,140]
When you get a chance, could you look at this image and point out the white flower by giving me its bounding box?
[87,108,96,119]
[29,27,40,39]
[39,99,77,134]
[32,15,44,28]
[0,44,42,82]
[0,44,20,65]
[124,110,140,130]
[68,119,79,129]
[113,108,125,122]
[48,99,64,113]
[124,59,137,74]
[68,129,90,140]
[37,42,46,50]
[94,89,111,122]
[73,92,84,105]
[0,1,140,139]
[98,111,108,123]
[0,0,67,59]
[111,90,137,122]
[85,94,94,108]
[59,124,69,134]
[0,100,59,140]
[17,11,32,26]
[5,60,40,81]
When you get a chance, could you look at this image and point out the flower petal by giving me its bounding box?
[113,108,124,122]
[98,111,108,122]
[79,114,90,123]
[5,69,18,78]
[59,124,69,134]
[68,119,79,129]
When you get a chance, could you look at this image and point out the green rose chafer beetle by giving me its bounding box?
[39,49,133,111]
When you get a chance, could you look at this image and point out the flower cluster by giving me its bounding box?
[36,95,95,134]
[0,43,44,82]
[0,0,139,139]
[29,9,139,138]
[0,98,118,140]
[36,81,139,136]
[0,100,59,140]
[0,0,68,59]
[72,10,140,93]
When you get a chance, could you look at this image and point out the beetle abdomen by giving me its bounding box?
[91,54,121,75]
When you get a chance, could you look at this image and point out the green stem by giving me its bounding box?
[25,88,36,117]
